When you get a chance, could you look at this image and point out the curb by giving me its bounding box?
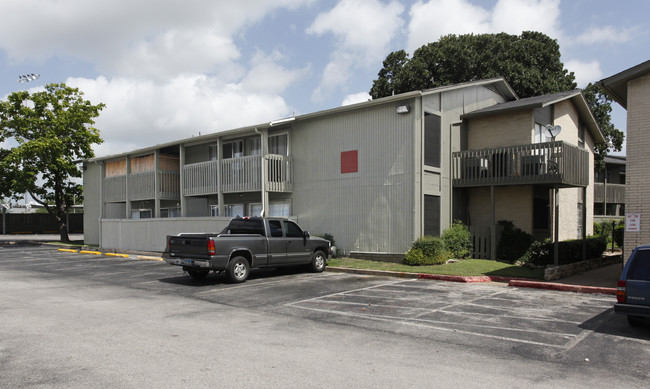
[507,280,617,295]
[327,266,616,295]
[57,248,163,262]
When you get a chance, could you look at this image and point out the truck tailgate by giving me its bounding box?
[168,234,216,258]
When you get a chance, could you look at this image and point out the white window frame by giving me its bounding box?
[268,132,290,156]
[269,200,291,217]
[223,140,244,159]
[223,204,244,218]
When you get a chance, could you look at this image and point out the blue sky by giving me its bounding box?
[1,0,647,157]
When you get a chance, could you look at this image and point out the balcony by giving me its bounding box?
[452,141,589,188]
[182,154,292,196]
[594,182,625,203]
[103,170,180,202]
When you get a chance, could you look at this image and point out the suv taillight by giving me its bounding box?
[207,239,216,256]
[617,280,626,303]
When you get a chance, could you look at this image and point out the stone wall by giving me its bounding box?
[544,253,622,281]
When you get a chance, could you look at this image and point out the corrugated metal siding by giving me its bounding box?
[83,162,102,246]
[290,100,416,254]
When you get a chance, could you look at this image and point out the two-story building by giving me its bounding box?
[83,78,604,258]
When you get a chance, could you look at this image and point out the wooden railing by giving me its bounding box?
[452,141,589,188]
[594,183,625,203]
[182,154,292,195]
[266,154,292,192]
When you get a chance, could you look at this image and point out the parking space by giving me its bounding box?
[1,244,645,362]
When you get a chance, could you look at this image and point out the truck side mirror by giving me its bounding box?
[303,231,310,238]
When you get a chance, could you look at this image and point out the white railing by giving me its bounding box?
[267,154,292,192]
[183,160,219,196]
[221,155,262,193]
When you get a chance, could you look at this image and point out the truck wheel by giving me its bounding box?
[187,269,210,280]
[228,256,250,283]
[310,250,326,273]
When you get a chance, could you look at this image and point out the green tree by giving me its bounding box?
[582,83,625,169]
[0,83,105,242]
[370,32,622,162]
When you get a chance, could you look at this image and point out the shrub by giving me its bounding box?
[593,220,614,237]
[442,220,473,259]
[403,236,450,265]
[519,235,607,266]
[497,220,533,262]
[613,224,624,248]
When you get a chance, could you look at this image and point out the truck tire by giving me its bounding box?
[228,256,250,283]
[310,250,326,273]
[187,269,210,280]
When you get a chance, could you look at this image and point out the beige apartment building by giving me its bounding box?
[599,59,650,261]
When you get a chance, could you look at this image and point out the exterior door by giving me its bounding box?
[266,220,288,265]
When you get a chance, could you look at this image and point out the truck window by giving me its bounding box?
[284,220,303,238]
[223,218,266,236]
[268,220,283,237]
[629,249,650,280]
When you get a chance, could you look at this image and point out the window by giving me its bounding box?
[578,125,585,148]
[160,208,181,218]
[577,201,584,238]
[628,249,650,280]
[249,203,263,217]
[268,220,283,237]
[223,204,244,217]
[208,144,218,161]
[534,123,552,143]
[131,209,152,219]
[269,201,291,217]
[223,141,243,159]
[423,195,440,236]
[283,220,303,238]
[247,137,261,156]
[424,113,441,168]
[210,205,219,217]
[269,134,288,156]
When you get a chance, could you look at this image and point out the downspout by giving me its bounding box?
[254,128,267,217]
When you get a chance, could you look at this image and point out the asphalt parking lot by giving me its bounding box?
[1,244,649,386]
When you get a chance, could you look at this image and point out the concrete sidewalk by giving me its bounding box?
[0,233,84,243]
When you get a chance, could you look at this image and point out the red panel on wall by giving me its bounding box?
[341,150,358,174]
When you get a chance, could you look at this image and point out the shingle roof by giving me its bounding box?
[598,59,650,109]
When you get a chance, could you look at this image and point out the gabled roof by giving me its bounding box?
[461,90,606,144]
[598,59,650,109]
[87,78,517,162]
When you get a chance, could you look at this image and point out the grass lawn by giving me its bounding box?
[328,257,544,280]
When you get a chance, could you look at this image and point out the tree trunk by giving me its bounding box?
[59,220,70,243]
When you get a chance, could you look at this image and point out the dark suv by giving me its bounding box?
[615,244,650,326]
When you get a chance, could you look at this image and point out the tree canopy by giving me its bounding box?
[370,31,623,165]
[0,83,104,242]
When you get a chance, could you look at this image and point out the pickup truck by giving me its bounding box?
[163,217,330,283]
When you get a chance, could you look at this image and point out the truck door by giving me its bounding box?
[284,220,311,263]
[267,219,288,264]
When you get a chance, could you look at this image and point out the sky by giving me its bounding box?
[1,0,647,158]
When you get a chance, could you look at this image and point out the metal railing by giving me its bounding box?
[594,183,625,203]
[452,141,589,188]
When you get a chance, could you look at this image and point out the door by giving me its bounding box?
[266,219,287,265]
[283,220,311,263]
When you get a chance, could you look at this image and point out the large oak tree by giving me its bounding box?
[0,84,104,242]
[370,32,623,166]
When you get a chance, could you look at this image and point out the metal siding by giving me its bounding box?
[83,162,102,245]
[290,101,416,254]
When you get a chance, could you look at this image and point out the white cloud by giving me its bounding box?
[564,59,603,87]
[67,75,293,157]
[572,26,636,45]
[342,92,371,106]
[307,0,405,101]
[241,50,311,94]
[406,0,561,53]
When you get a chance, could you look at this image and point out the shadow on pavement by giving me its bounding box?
[579,308,650,340]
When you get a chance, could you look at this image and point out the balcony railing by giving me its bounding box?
[594,183,625,203]
[182,154,292,196]
[103,170,180,202]
[452,141,589,188]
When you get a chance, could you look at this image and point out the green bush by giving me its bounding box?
[442,220,473,259]
[519,235,607,266]
[497,220,533,262]
[403,236,450,266]
[613,224,624,248]
[593,220,614,237]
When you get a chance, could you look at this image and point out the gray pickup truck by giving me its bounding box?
[164,217,330,283]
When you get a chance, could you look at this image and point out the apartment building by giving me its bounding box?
[599,59,650,261]
[83,78,603,257]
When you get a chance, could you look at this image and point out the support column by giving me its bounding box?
[554,186,559,266]
[217,138,224,217]
[259,129,269,216]
[179,144,186,217]
[490,185,496,260]
[582,186,587,261]
[154,149,161,218]
[125,157,131,218]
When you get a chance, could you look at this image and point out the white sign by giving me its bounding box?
[626,213,641,232]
